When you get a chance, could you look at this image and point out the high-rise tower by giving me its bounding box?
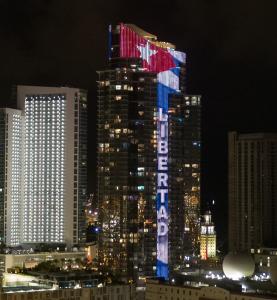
[97,24,200,281]
[0,108,24,246]
[228,132,277,252]
[183,95,201,255]
[16,86,87,247]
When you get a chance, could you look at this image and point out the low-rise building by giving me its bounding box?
[0,251,85,273]
[0,284,135,300]
[145,279,277,300]
[252,247,277,274]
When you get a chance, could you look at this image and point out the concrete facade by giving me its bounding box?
[146,281,277,300]
[0,285,135,300]
[0,108,24,246]
[228,132,277,252]
[16,86,88,247]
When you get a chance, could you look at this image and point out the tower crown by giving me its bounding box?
[203,210,212,224]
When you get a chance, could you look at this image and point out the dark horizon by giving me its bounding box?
[1,0,277,249]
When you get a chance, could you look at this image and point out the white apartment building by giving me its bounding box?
[16,86,87,247]
[0,108,24,246]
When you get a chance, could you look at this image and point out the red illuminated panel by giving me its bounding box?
[120,24,176,73]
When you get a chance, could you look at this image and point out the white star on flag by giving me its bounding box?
[137,42,157,64]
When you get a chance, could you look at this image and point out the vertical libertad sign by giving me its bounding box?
[157,106,169,279]
[119,23,186,279]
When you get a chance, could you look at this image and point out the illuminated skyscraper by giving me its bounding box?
[200,211,216,260]
[0,108,24,246]
[16,86,87,247]
[229,132,277,252]
[97,24,201,281]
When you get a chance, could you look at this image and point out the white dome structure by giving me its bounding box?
[270,257,277,285]
[223,252,255,280]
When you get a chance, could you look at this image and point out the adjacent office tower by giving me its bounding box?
[16,86,87,247]
[183,95,201,255]
[228,132,277,252]
[0,108,24,246]
[200,211,216,260]
[97,24,201,281]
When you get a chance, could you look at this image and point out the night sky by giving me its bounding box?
[1,0,277,249]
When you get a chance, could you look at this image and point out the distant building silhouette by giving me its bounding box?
[228,132,277,252]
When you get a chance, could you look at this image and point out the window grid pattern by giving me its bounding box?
[10,113,22,245]
[23,94,65,243]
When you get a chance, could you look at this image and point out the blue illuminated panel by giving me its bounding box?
[156,83,169,279]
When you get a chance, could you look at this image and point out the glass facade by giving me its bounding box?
[76,91,88,244]
[97,25,201,281]
[97,65,158,280]
[182,96,201,255]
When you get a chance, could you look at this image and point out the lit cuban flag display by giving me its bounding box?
[119,23,186,279]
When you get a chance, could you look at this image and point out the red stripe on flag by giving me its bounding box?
[120,24,176,73]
